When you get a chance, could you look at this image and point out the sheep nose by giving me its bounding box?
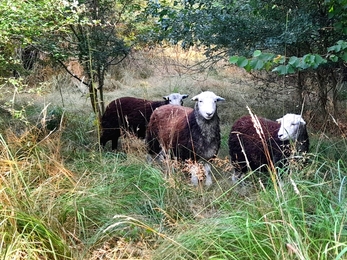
[278,133,285,141]
[206,112,213,117]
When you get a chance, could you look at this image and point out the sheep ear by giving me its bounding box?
[276,118,282,124]
[300,117,306,125]
[182,94,189,99]
[163,96,169,101]
[216,97,225,102]
[191,95,199,101]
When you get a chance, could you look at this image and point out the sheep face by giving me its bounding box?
[192,91,225,120]
[164,93,189,105]
[277,114,306,141]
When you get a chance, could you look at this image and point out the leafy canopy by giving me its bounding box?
[0,0,75,75]
[144,0,347,73]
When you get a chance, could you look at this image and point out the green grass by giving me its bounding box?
[152,167,347,260]
[1,100,347,259]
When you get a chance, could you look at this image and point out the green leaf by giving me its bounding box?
[272,65,288,75]
[250,58,264,70]
[287,64,296,74]
[229,56,239,64]
[337,40,347,50]
[328,44,340,53]
[341,52,347,62]
[288,56,300,66]
[237,57,249,68]
[264,61,273,71]
[244,62,252,72]
[272,64,295,75]
[253,50,262,57]
[329,54,338,62]
[313,54,327,66]
[258,53,275,62]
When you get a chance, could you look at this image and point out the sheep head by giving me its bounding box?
[163,93,189,105]
[191,91,225,120]
[277,114,306,141]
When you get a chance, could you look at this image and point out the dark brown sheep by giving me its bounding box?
[146,91,225,186]
[100,93,188,150]
[228,113,309,173]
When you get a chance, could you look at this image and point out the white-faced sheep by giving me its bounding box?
[100,93,189,150]
[146,91,225,186]
[228,113,309,173]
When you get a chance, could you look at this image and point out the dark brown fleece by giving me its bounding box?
[100,97,170,150]
[228,115,309,173]
[146,104,221,162]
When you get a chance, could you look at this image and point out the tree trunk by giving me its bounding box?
[97,66,105,116]
[316,70,328,119]
[331,69,339,117]
[297,71,304,105]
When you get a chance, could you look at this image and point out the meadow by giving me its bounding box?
[0,47,347,259]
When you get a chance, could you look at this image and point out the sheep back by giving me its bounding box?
[228,115,285,172]
[100,97,168,149]
[146,105,221,161]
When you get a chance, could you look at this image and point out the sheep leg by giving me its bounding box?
[111,139,118,150]
[189,163,212,186]
[190,169,199,186]
[204,163,212,187]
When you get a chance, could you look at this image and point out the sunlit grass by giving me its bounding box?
[151,157,347,260]
[2,96,347,259]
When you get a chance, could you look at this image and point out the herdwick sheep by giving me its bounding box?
[100,93,189,150]
[146,91,225,186]
[228,113,309,173]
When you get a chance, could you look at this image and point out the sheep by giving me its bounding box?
[146,91,225,186]
[100,93,189,150]
[228,113,309,174]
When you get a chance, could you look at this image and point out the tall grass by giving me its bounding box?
[151,158,347,260]
[2,101,347,259]
[0,105,173,258]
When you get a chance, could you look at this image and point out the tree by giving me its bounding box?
[0,0,146,119]
[144,0,347,118]
[0,0,70,77]
[54,0,132,117]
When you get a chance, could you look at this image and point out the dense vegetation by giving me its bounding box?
[0,50,346,259]
[1,0,347,259]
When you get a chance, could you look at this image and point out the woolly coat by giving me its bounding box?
[100,97,172,150]
[228,115,309,172]
[146,104,221,162]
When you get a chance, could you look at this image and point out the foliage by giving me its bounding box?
[38,0,138,115]
[228,40,347,75]
[325,0,347,35]
[0,0,147,116]
[143,0,347,117]
[143,0,337,56]
[0,0,73,76]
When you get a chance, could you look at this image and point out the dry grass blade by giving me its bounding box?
[247,106,276,174]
